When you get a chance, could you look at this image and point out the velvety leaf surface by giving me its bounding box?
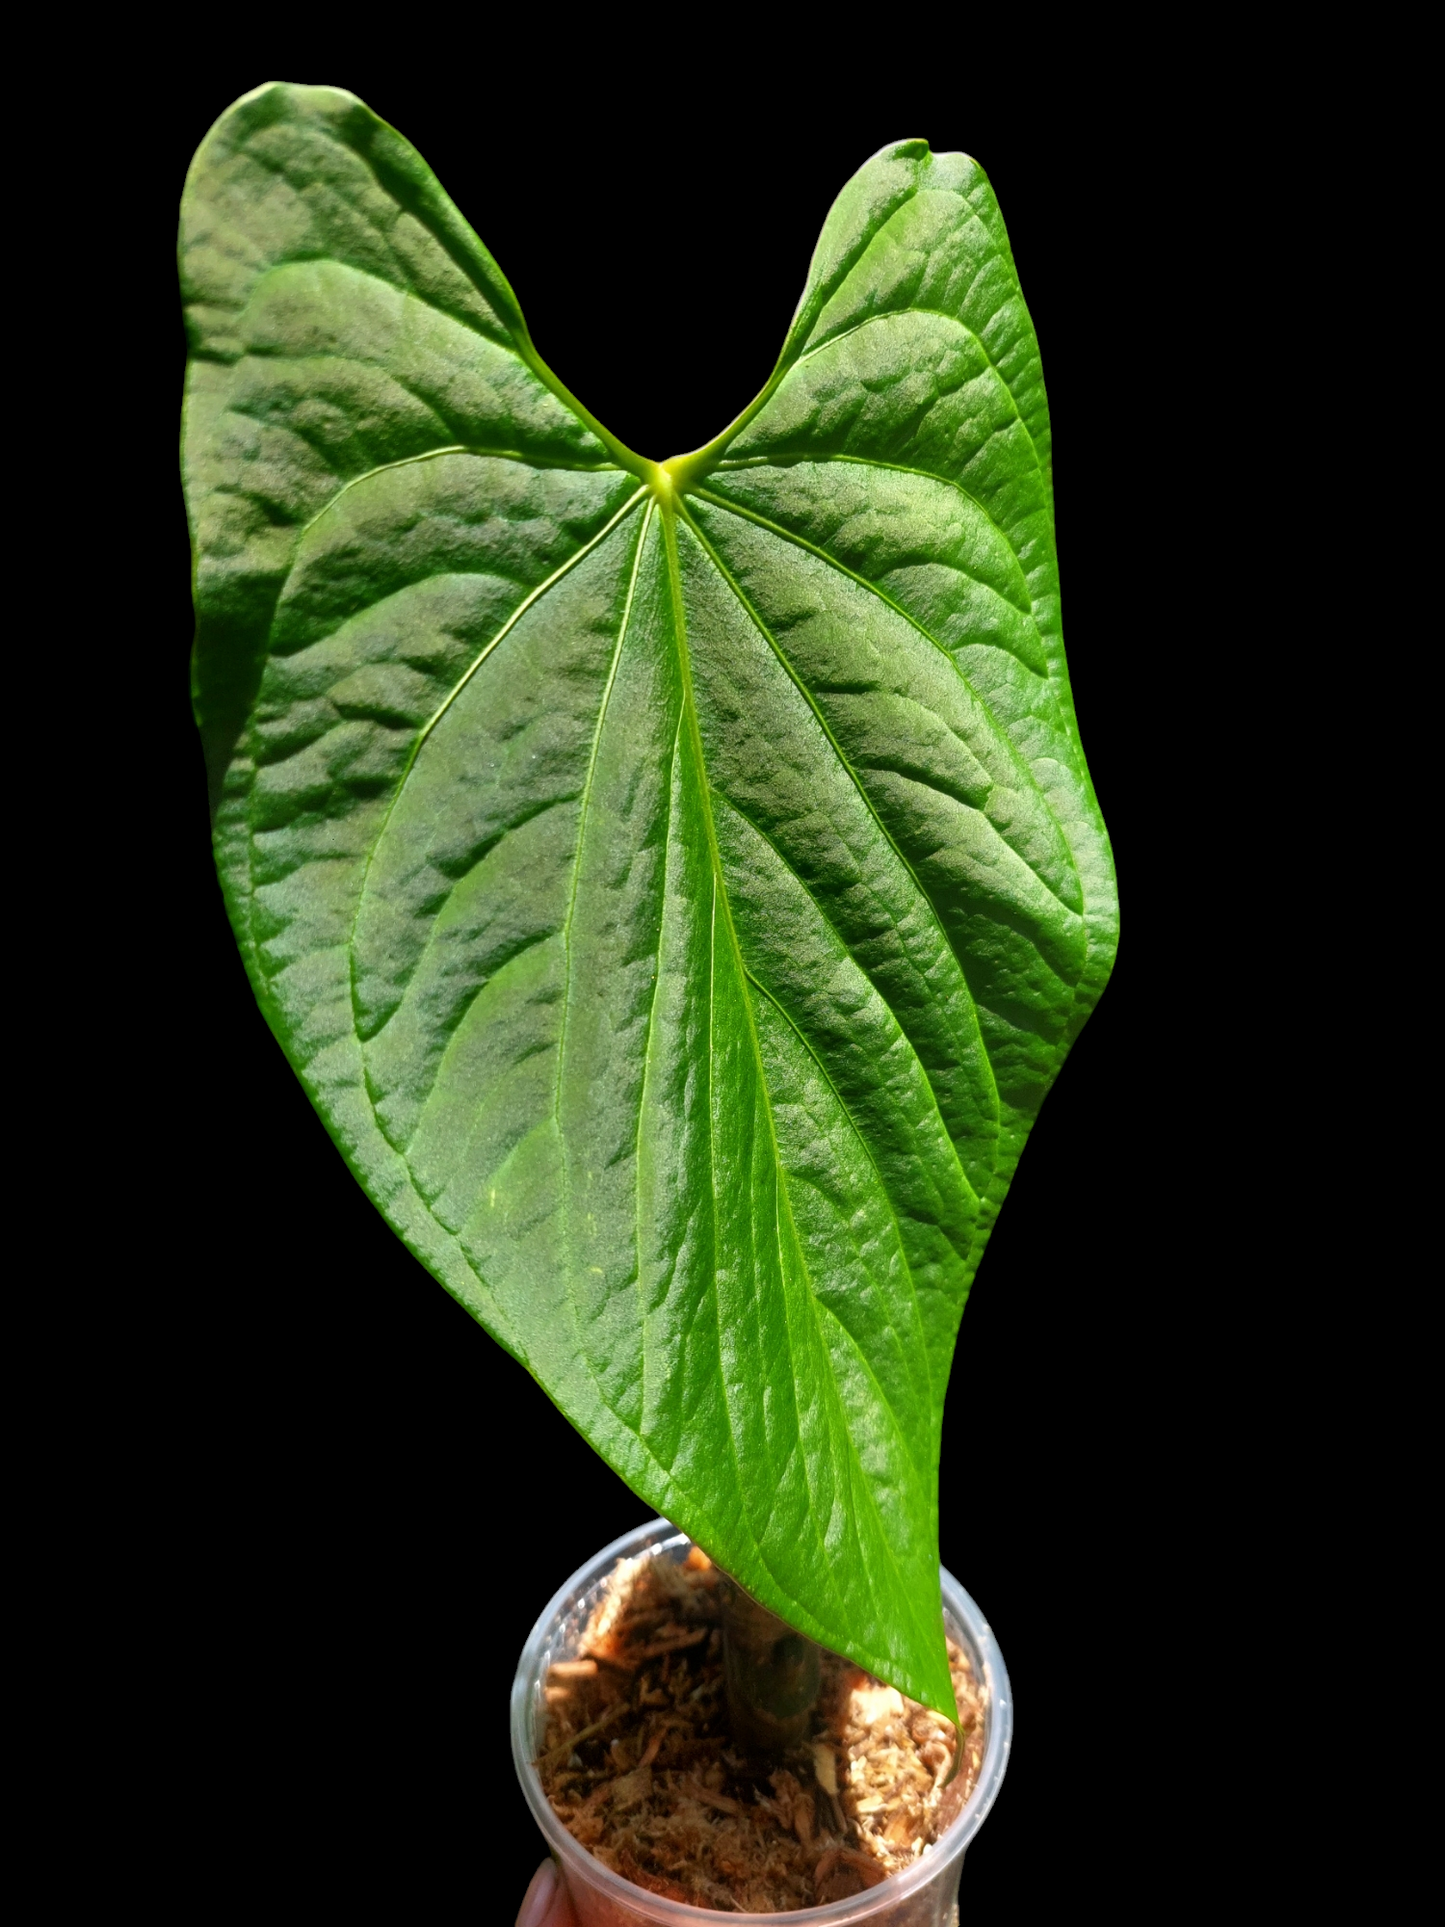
[182,88,1117,1718]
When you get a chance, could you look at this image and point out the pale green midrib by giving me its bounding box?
[742,961,940,1447]
[662,503,880,1649]
[689,484,1087,921]
[675,499,1003,1146]
[662,509,824,1620]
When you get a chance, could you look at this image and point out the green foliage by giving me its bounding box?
[181,84,1117,1718]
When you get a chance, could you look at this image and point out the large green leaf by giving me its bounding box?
[182,84,1117,1719]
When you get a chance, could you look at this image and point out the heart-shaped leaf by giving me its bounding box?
[182,84,1117,1718]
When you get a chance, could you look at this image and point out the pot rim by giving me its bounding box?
[511,1517,1013,1924]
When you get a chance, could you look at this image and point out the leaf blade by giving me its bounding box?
[183,93,1117,1721]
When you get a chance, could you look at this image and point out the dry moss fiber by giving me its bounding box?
[538,1548,984,1914]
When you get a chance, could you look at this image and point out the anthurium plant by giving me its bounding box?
[181,84,1117,1727]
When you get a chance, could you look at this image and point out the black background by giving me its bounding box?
[104,41,1273,1920]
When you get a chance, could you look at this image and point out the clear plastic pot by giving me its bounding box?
[511,1519,1012,1926]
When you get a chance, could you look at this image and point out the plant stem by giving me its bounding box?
[717,1574,821,1753]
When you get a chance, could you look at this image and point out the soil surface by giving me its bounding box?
[539,1547,984,1913]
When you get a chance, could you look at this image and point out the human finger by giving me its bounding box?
[516,1858,577,1927]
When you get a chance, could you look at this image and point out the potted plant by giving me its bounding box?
[180,83,1117,1921]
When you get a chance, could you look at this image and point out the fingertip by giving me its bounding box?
[516,1858,558,1927]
